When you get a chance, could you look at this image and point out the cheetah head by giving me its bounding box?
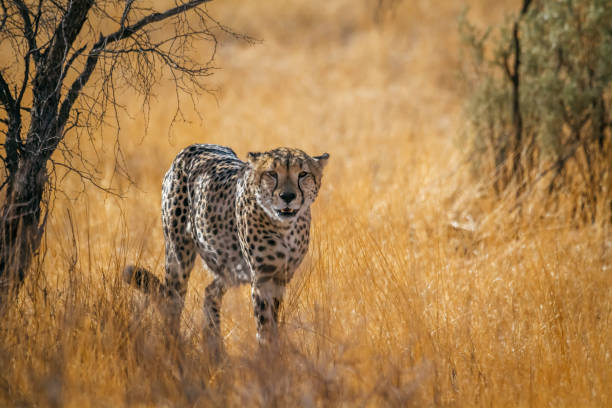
[247,148,329,222]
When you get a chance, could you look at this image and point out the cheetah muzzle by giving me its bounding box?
[123,144,329,353]
[277,208,297,217]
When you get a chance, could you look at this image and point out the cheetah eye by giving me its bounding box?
[264,171,277,179]
[298,171,309,178]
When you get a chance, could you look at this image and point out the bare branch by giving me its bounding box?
[59,44,87,84]
[0,177,9,193]
[12,0,41,64]
[42,0,94,65]
[16,50,31,107]
[98,0,213,49]
[120,0,135,28]
[0,70,16,110]
[57,0,213,132]
[520,0,533,15]
[32,0,43,36]
[0,68,21,178]
[51,159,121,197]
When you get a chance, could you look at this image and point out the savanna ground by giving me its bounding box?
[1,0,611,406]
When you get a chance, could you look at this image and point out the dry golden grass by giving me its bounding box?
[1,0,611,406]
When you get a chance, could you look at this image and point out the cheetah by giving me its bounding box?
[123,144,329,350]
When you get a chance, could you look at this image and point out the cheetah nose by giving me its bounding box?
[280,191,296,204]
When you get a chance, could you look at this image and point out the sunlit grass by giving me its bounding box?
[1,0,610,406]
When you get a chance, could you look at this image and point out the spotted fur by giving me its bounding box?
[124,144,329,349]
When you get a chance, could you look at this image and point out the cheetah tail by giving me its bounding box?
[123,265,163,297]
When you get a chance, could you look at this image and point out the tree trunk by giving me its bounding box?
[0,0,217,312]
[0,157,46,311]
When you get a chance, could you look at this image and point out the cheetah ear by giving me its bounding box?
[247,152,262,164]
[314,153,329,170]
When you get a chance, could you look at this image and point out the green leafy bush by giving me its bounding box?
[460,0,612,222]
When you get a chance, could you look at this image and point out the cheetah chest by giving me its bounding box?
[236,199,311,284]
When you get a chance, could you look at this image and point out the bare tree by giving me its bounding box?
[0,0,235,309]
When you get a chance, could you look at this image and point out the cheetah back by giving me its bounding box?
[162,144,250,285]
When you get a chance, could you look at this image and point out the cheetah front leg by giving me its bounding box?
[251,279,285,345]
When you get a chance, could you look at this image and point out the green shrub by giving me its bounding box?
[460,0,612,222]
